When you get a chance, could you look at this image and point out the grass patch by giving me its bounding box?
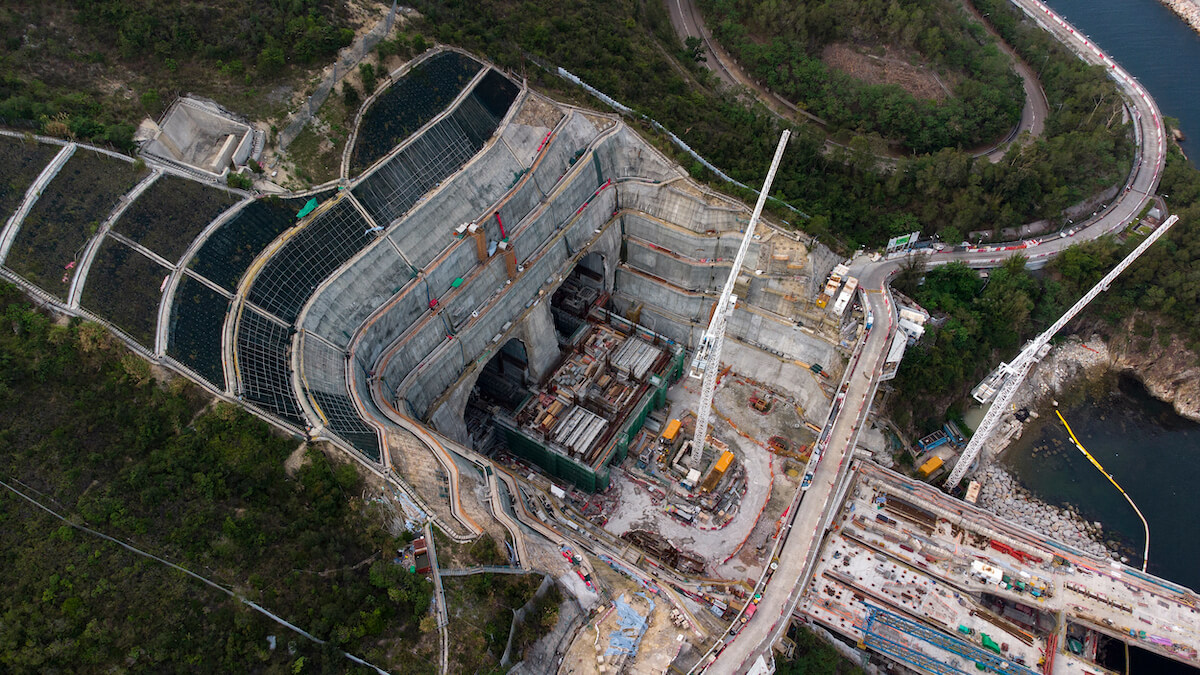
[81,237,170,348]
[5,150,146,298]
[0,136,60,223]
[113,175,239,262]
[778,623,866,675]
[286,124,343,187]
[513,582,563,659]
[444,572,542,673]
[433,530,510,568]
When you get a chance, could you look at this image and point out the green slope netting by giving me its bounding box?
[168,274,231,389]
[349,50,482,175]
[113,175,239,263]
[247,197,371,324]
[6,151,146,298]
[188,192,332,292]
[236,306,305,427]
[0,137,59,225]
[352,70,520,229]
[81,237,171,348]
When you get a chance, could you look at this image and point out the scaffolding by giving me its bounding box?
[862,604,1040,675]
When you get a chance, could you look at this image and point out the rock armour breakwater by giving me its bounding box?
[975,465,1113,558]
[1160,0,1200,34]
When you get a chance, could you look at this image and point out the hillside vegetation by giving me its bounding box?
[0,0,368,151]
[888,129,1200,437]
[701,0,1023,153]
[0,283,434,673]
[415,0,1128,247]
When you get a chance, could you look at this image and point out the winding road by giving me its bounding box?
[666,0,1050,163]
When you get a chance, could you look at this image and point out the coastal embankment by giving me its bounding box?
[1160,0,1200,34]
[969,335,1124,559]
[967,327,1198,563]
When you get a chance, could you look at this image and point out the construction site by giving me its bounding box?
[3,29,1198,675]
[801,462,1200,675]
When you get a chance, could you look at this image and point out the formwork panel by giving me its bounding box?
[624,240,728,294]
[529,114,602,197]
[614,268,713,324]
[81,237,171,348]
[358,281,433,367]
[510,170,601,265]
[168,274,231,389]
[113,174,238,262]
[424,243,481,306]
[618,182,745,234]
[622,212,743,260]
[302,337,381,462]
[594,126,678,182]
[443,261,509,330]
[493,175,543,241]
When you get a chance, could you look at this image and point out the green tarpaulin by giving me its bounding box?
[296,197,318,219]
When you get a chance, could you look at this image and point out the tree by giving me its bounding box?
[358,63,377,95]
[342,82,361,108]
[257,45,286,78]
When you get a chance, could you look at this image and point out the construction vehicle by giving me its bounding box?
[687,131,790,471]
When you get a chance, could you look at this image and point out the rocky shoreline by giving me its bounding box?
[969,336,1121,558]
[974,465,1112,558]
[1161,0,1200,35]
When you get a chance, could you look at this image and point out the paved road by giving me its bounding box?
[699,0,1165,669]
[703,269,897,674]
[963,0,1050,162]
[664,0,1049,163]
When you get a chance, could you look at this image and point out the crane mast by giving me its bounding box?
[944,214,1179,488]
[687,131,790,470]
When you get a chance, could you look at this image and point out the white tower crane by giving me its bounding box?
[944,214,1179,488]
[687,131,791,470]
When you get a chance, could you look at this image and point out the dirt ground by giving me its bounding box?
[822,43,952,101]
[599,368,815,581]
[558,562,693,675]
[513,95,566,129]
